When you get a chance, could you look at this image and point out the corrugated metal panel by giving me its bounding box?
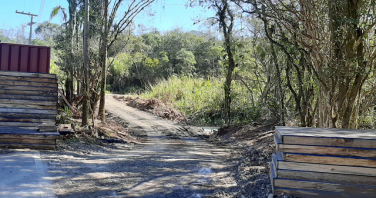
[0,43,51,74]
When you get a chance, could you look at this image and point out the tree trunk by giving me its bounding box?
[98,0,109,122]
[82,0,90,126]
[218,0,235,125]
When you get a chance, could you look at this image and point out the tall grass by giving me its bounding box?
[142,76,260,126]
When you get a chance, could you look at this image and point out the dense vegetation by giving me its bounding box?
[2,0,376,129]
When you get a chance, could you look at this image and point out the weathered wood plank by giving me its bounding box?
[0,138,55,144]
[0,133,59,140]
[277,160,376,176]
[0,117,55,123]
[0,108,57,115]
[0,79,57,88]
[276,126,376,141]
[277,143,376,158]
[0,74,57,83]
[0,94,57,101]
[282,152,376,168]
[0,103,56,110]
[0,112,56,119]
[277,169,376,186]
[274,178,376,194]
[270,162,275,194]
[0,143,55,150]
[280,135,376,149]
[0,122,42,127]
[0,84,57,91]
[0,89,57,96]
[0,99,56,106]
[0,70,56,79]
[274,187,376,198]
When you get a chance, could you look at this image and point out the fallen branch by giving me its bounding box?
[58,89,78,113]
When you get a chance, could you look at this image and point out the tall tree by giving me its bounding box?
[82,0,90,126]
[98,0,155,122]
[190,0,237,124]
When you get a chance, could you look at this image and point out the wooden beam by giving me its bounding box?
[276,160,376,176]
[0,74,57,83]
[0,70,56,79]
[276,126,376,141]
[0,142,55,150]
[0,108,57,115]
[277,143,376,158]
[0,117,55,123]
[0,94,57,101]
[0,138,55,144]
[0,103,57,110]
[0,112,56,119]
[274,187,376,198]
[0,84,57,92]
[0,89,57,96]
[0,133,59,140]
[0,122,42,127]
[282,152,376,168]
[274,178,376,194]
[0,80,57,88]
[277,169,376,186]
[0,99,56,106]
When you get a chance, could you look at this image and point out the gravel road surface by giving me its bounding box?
[41,95,240,198]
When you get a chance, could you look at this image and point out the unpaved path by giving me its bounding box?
[41,95,239,198]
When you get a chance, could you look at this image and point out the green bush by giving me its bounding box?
[141,76,261,126]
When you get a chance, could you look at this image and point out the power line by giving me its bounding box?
[15,10,38,44]
[37,0,46,23]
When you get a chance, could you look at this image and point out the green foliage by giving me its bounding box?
[142,76,261,125]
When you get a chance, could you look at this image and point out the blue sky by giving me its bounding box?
[0,0,215,37]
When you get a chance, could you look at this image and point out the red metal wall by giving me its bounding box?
[0,43,51,74]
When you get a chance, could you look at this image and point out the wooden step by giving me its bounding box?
[0,70,56,79]
[0,112,56,119]
[0,122,43,127]
[0,103,56,110]
[0,84,58,92]
[0,79,57,88]
[275,134,376,158]
[0,94,57,101]
[277,169,376,186]
[0,89,58,97]
[0,138,55,144]
[281,152,376,168]
[276,126,376,149]
[0,74,58,83]
[271,154,376,186]
[0,99,56,106]
[0,108,57,115]
[0,117,55,123]
[273,154,376,176]
[274,187,376,198]
[0,143,55,149]
[274,178,376,195]
[0,128,59,139]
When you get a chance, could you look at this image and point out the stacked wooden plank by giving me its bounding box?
[270,126,376,198]
[0,70,59,149]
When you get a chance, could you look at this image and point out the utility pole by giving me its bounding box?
[15,10,37,44]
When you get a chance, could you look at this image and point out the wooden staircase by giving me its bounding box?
[0,70,59,149]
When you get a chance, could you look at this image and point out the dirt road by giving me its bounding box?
[41,95,240,198]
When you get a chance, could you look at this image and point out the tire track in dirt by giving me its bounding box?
[42,95,239,198]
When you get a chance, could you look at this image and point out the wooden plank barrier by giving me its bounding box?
[270,126,376,197]
[0,71,59,149]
